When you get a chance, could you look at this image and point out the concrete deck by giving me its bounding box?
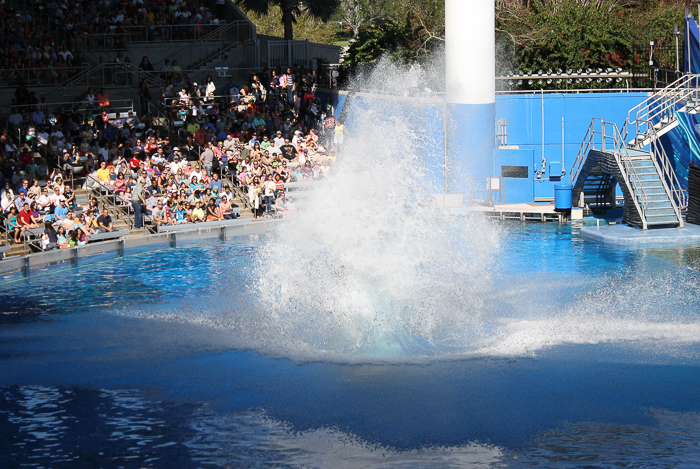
[581,223,700,246]
[452,203,565,222]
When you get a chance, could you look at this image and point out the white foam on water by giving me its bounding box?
[116,57,700,364]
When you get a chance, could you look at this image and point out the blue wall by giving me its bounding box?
[495,92,648,203]
[334,91,651,203]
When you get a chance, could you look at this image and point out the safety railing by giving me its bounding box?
[648,126,688,219]
[84,174,135,230]
[570,118,649,228]
[161,21,254,70]
[626,74,700,148]
[53,23,237,52]
[0,65,89,89]
[43,62,167,98]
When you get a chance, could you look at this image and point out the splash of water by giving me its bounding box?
[251,58,500,358]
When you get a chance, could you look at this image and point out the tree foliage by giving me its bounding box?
[236,0,339,40]
[340,0,388,38]
[341,0,687,89]
[496,0,685,77]
[341,0,444,72]
[242,3,337,44]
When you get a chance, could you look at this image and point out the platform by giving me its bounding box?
[581,223,700,246]
[452,202,565,223]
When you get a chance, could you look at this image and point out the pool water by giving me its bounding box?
[1,222,700,468]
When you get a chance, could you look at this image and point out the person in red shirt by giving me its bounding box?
[193,127,208,147]
[18,203,33,227]
[145,136,158,156]
[129,155,141,172]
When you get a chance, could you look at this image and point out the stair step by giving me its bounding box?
[645,200,673,208]
[646,215,681,225]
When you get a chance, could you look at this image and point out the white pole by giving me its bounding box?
[562,117,565,176]
[444,0,496,193]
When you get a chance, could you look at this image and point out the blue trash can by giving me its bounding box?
[554,183,573,211]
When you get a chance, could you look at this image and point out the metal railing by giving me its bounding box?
[0,65,89,89]
[570,118,648,228]
[648,125,688,219]
[53,23,241,52]
[43,62,167,98]
[626,74,700,149]
[84,173,135,230]
[161,21,254,70]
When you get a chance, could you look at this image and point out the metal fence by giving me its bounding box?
[0,66,89,89]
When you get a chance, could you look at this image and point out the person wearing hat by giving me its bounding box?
[273,130,285,149]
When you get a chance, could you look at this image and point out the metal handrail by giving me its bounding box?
[649,127,688,222]
[161,21,252,69]
[605,121,650,229]
[626,74,700,148]
[84,174,134,229]
[569,119,596,186]
[571,118,649,228]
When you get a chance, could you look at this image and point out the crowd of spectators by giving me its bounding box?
[0,0,224,88]
[0,0,349,253]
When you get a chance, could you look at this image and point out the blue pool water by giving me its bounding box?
[1,222,700,467]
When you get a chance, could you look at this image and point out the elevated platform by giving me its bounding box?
[452,203,565,223]
[581,223,700,246]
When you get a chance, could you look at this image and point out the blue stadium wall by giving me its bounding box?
[323,91,670,203]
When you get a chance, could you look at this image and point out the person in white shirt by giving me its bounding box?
[273,131,285,149]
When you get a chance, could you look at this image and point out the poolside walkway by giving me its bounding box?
[581,223,700,246]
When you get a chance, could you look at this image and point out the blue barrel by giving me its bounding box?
[554,183,573,210]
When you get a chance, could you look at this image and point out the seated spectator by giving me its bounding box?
[191,201,205,222]
[56,225,69,249]
[6,206,23,244]
[42,222,58,251]
[205,199,219,221]
[97,208,114,233]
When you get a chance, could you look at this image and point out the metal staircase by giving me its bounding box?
[571,118,687,229]
[626,75,700,149]
[570,75,697,229]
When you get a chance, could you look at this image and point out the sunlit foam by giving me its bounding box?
[116,58,700,364]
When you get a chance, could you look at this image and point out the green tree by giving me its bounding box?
[243,4,337,44]
[341,0,444,71]
[340,0,388,38]
[236,0,340,40]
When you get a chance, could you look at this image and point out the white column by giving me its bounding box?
[444,0,496,195]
